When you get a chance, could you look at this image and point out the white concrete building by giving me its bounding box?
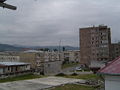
[0,55,20,62]
[20,50,62,75]
[61,50,80,63]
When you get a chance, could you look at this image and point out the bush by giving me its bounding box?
[71,73,78,76]
[55,73,67,76]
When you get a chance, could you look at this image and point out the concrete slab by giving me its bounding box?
[27,76,85,86]
[0,81,52,90]
[0,76,85,90]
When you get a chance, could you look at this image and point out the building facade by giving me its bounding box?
[19,50,62,75]
[0,55,20,62]
[80,25,111,66]
[0,62,31,78]
[110,43,120,60]
[61,50,80,63]
[43,61,62,75]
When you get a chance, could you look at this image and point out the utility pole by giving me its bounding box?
[59,40,61,52]
[59,40,61,61]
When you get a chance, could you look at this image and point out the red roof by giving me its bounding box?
[98,56,120,75]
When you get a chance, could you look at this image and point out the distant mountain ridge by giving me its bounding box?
[0,44,21,51]
[0,44,79,51]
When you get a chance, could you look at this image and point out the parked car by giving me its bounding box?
[75,67,82,71]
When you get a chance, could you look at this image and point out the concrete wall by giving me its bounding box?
[44,61,62,75]
[0,68,3,74]
[105,75,120,90]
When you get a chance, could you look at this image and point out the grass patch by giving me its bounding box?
[62,63,79,69]
[52,74,102,90]
[50,84,96,90]
[58,74,100,80]
[0,74,45,83]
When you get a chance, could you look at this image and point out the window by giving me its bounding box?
[97,53,99,56]
[116,48,118,50]
[92,37,94,40]
[48,64,50,67]
[91,41,94,44]
[96,45,99,47]
[8,67,10,70]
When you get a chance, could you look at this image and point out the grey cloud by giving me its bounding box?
[0,0,120,46]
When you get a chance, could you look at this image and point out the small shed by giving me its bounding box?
[98,57,120,90]
[0,62,31,75]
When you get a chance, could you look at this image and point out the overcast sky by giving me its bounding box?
[0,0,120,47]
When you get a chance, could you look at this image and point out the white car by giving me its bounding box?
[75,67,82,71]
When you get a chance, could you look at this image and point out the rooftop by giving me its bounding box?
[98,56,120,75]
[80,25,108,30]
[24,50,43,53]
[0,62,30,66]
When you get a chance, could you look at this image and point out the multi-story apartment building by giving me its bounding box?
[61,50,80,63]
[19,50,62,75]
[80,25,111,66]
[0,51,21,62]
[110,43,120,60]
[0,55,20,62]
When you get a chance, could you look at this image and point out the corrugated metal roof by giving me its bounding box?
[24,50,43,53]
[98,56,120,75]
[89,60,105,68]
[0,62,30,66]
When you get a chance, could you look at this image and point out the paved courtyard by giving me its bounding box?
[0,76,85,90]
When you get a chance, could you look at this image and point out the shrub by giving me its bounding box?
[55,73,66,76]
[71,73,78,76]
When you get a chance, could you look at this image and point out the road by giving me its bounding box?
[62,64,93,75]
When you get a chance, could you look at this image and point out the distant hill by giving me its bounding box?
[14,45,79,51]
[0,44,22,51]
[0,44,79,51]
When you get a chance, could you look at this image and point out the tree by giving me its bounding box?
[53,49,58,51]
[44,48,49,51]
[63,47,65,51]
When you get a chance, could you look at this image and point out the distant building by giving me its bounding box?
[80,25,111,66]
[98,57,120,90]
[0,62,31,78]
[19,50,62,75]
[0,55,20,62]
[61,50,80,63]
[110,43,120,60]
[19,51,39,69]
